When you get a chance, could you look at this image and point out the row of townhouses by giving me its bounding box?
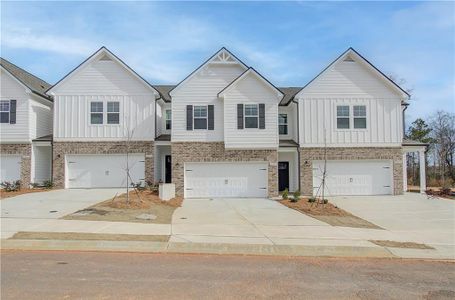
[0,47,428,198]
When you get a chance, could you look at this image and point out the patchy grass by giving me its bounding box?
[0,188,50,199]
[63,190,183,224]
[11,231,169,242]
[280,198,382,229]
[370,240,434,250]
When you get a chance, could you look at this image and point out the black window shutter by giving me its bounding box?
[186,105,193,130]
[10,100,16,124]
[237,104,244,129]
[208,105,214,130]
[259,103,265,129]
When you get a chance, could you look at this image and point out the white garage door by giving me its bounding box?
[185,162,268,198]
[0,155,21,182]
[313,160,392,196]
[67,154,145,188]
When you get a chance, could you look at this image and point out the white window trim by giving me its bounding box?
[165,109,172,130]
[193,105,208,130]
[353,105,367,129]
[0,100,10,124]
[335,104,368,131]
[107,101,120,125]
[279,113,288,135]
[89,100,121,126]
[336,105,350,130]
[89,101,104,126]
[244,103,259,129]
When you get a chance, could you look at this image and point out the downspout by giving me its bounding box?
[292,98,301,192]
[402,103,409,138]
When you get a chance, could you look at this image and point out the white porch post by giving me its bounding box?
[402,153,408,192]
[419,150,426,193]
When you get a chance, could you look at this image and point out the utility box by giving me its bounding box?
[159,183,175,201]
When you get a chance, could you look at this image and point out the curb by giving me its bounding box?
[1,239,396,258]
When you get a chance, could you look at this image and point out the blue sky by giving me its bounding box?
[1,1,454,124]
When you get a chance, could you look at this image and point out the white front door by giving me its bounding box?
[184,162,268,198]
[312,160,393,196]
[66,154,145,188]
[0,155,21,182]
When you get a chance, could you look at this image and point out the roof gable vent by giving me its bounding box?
[343,55,355,62]
[99,54,112,61]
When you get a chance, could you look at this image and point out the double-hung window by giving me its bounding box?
[193,106,207,129]
[107,102,120,124]
[0,100,10,123]
[336,105,350,129]
[165,109,171,130]
[353,105,367,129]
[244,104,258,128]
[279,114,288,135]
[90,102,103,124]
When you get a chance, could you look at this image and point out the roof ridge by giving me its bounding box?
[0,57,52,88]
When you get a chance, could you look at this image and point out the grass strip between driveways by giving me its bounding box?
[369,240,435,250]
[11,232,170,242]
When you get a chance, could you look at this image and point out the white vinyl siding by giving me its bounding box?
[278,103,298,142]
[29,96,53,140]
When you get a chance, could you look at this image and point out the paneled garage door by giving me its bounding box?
[66,154,145,188]
[313,160,392,196]
[184,162,268,198]
[0,155,21,182]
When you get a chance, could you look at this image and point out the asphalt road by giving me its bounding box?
[1,250,454,300]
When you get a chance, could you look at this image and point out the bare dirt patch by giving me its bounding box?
[11,231,169,242]
[369,240,434,249]
[63,190,183,224]
[0,188,49,199]
[280,198,382,229]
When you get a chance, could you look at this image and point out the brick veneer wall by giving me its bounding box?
[171,142,278,197]
[300,147,403,196]
[53,141,154,188]
[0,143,32,188]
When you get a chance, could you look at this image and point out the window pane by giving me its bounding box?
[91,102,103,112]
[337,117,350,129]
[0,101,10,112]
[245,116,258,128]
[194,106,207,118]
[353,105,366,117]
[166,120,171,130]
[279,124,288,135]
[354,118,367,129]
[165,110,171,120]
[0,112,9,123]
[337,105,349,117]
[194,118,207,129]
[91,113,103,124]
[279,114,287,125]
[245,104,258,116]
[107,102,119,112]
[107,113,119,124]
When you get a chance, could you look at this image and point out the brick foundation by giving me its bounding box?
[171,142,278,197]
[0,143,32,188]
[299,147,403,196]
[53,141,154,188]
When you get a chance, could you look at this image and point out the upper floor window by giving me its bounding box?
[244,104,258,128]
[0,100,10,123]
[336,105,350,129]
[107,102,120,124]
[353,105,367,129]
[165,109,172,130]
[279,114,288,135]
[90,102,103,124]
[193,106,207,129]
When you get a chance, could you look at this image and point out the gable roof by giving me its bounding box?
[47,46,159,96]
[218,67,284,100]
[296,47,410,99]
[168,47,248,96]
[0,57,52,100]
[278,87,301,105]
[154,85,173,102]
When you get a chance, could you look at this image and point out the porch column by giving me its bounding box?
[419,150,426,193]
[402,153,408,192]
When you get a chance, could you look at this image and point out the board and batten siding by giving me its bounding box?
[297,57,404,147]
[171,64,245,142]
[223,73,279,149]
[51,59,155,141]
[0,69,30,142]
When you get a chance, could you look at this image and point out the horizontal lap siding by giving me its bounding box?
[29,96,52,140]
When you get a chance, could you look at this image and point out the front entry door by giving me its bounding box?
[165,155,172,183]
[278,161,289,191]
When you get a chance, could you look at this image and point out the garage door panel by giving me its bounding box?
[0,155,21,182]
[185,162,268,198]
[313,160,392,196]
[67,154,145,188]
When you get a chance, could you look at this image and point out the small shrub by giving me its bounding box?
[308,197,316,203]
[42,180,53,189]
[322,199,329,204]
[130,182,145,191]
[282,188,289,200]
[1,180,21,192]
[291,190,301,202]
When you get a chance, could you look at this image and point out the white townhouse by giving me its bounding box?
[0,58,53,187]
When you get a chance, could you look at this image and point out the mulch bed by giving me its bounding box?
[369,240,434,250]
[280,198,382,229]
[0,188,49,199]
